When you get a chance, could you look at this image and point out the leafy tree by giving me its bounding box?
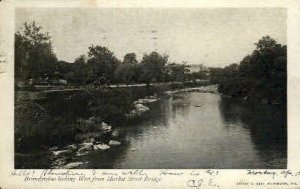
[74,54,87,65]
[254,36,277,51]
[15,21,58,80]
[209,67,224,84]
[217,36,287,104]
[165,63,189,82]
[123,53,138,64]
[114,53,139,84]
[140,51,168,84]
[86,45,120,84]
[114,63,139,84]
[72,55,89,84]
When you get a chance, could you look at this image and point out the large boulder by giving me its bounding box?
[94,144,110,150]
[133,94,160,104]
[126,104,150,118]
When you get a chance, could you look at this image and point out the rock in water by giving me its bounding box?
[100,122,112,133]
[133,98,159,104]
[62,162,83,169]
[135,104,150,113]
[52,149,72,156]
[95,144,110,150]
[126,103,150,118]
[109,140,121,146]
[78,143,93,153]
[112,130,119,137]
[93,145,99,150]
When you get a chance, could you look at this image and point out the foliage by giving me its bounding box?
[15,22,58,79]
[15,22,210,86]
[114,53,140,84]
[140,52,169,83]
[213,36,287,104]
[123,53,138,64]
[165,63,189,82]
[86,45,120,84]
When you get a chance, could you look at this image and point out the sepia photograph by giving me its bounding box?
[14,8,287,169]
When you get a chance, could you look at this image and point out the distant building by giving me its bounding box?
[186,64,209,74]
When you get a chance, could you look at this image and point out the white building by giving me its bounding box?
[186,64,209,73]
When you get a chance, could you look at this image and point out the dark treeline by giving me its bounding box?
[15,22,208,87]
[210,36,287,105]
[15,22,287,105]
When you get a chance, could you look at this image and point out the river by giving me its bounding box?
[75,92,286,169]
[15,90,287,169]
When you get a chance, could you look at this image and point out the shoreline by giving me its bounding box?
[15,84,218,169]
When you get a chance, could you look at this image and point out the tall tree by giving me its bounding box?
[114,53,139,84]
[140,51,168,84]
[70,55,88,84]
[15,21,57,80]
[123,53,138,64]
[217,36,287,104]
[86,45,120,84]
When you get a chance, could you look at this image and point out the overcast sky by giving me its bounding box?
[16,8,286,67]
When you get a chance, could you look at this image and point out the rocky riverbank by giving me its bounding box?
[15,84,218,168]
[165,84,219,95]
[125,94,160,119]
[125,85,219,120]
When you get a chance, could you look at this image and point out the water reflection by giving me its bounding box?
[75,92,287,169]
[218,97,287,168]
[19,91,286,169]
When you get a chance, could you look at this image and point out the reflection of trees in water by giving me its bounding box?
[32,88,166,168]
[169,94,191,119]
[80,98,171,168]
[218,97,287,168]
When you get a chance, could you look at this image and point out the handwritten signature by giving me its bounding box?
[187,179,204,189]
[187,178,219,189]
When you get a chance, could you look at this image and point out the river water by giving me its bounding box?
[75,92,286,169]
[16,90,287,169]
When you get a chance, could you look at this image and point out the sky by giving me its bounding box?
[16,8,286,67]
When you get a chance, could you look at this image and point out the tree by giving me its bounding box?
[74,54,87,65]
[71,55,88,84]
[114,63,139,84]
[254,36,277,51]
[165,63,189,82]
[86,45,120,84]
[123,53,138,64]
[114,53,139,84]
[15,21,58,80]
[217,36,287,104]
[140,51,168,84]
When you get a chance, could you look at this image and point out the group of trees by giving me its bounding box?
[15,22,58,79]
[15,22,208,86]
[210,36,287,105]
[16,22,286,105]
